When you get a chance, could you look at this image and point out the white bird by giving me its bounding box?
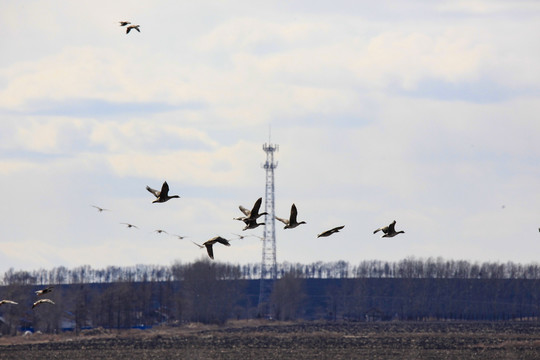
[91,205,109,212]
[373,220,405,238]
[146,181,180,203]
[232,233,255,240]
[32,299,55,309]
[0,300,18,306]
[317,225,345,238]
[202,236,231,260]
[126,25,140,34]
[35,286,54,296]
[276,204,306,229]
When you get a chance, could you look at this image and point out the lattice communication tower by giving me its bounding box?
[258,141,279,315]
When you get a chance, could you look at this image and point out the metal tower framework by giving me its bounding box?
[258,141,278,315]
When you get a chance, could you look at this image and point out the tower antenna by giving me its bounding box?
[258,133,279,317]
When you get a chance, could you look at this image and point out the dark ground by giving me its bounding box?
[1,321,540,359]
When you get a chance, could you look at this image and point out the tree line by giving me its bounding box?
[1,257,540,335]
[3,257,540,286]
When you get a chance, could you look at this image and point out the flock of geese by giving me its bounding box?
[0,286,56,312]
[0,20,409,319]
[89,180,406,261]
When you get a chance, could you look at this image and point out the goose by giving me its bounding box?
[121,222,139,229]
[232,233,255,240]
[32,299,55,309]
[373,220,404,238]
[234,197,268,223]
[154,229,168,234]
[35,286,54,296]
[91,205,109,212]
[126,25,140,34]
[0,300,18,306]
[276,204,306,229]
[173,234,188,240]
[317,225,345,238]
[202,236,231,260]
[119,21,131,26]
[146,181,180,203]
[242,218,265,231]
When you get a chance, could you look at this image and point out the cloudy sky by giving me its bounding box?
[1,1,540,274]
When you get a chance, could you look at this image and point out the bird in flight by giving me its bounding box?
[202,236,231,260]
[154,229,168,234]
[276,204,306,229]
[146,181,180,203]
[35,286,54,296]
[121,223,139,229]
[32,299,55,309]
[234,197,268,230]
[317,225,345,238]
[232,233,255,240]
[119,21,131,26]
[234,197,268,222]
[373,220,405,238]
[241,218,265,231]
[173,234,189,240]
[0,300,18,306]
[91,205,109,212]
[126,25,140,34]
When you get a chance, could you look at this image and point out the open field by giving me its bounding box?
[1,321,540,359]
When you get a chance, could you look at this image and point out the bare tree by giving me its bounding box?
[270,270,306,321]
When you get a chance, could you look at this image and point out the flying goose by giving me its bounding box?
[119,21,131,26]
[232,233,255,240]
[146,181,180,203]
[121,222,139,229]
[35,286,54,296]
[317,225,345,238]
[173,234,188,240]
[32,299,55,309]
[0,300,18,306]
[154,229,168,234]
[91,205,109,212]
[203,236,231,260]
[373,220,404,238]
[242,218,265,231]
[276,204,306,229]
[234,197,268,222]
[126,25,140,34]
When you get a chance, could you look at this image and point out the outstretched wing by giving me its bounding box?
[213,236,231,246]
[160,181,170,197]
[238,205,250,217]
[191,241,204,249]
[275,216,289,225]
[146,186,160,198]
[388,221,396,233]
[205,244,214,259]
[251,197,263,216]
[290,204,298,223]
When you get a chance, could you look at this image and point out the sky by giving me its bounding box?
[1,0,540,275]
